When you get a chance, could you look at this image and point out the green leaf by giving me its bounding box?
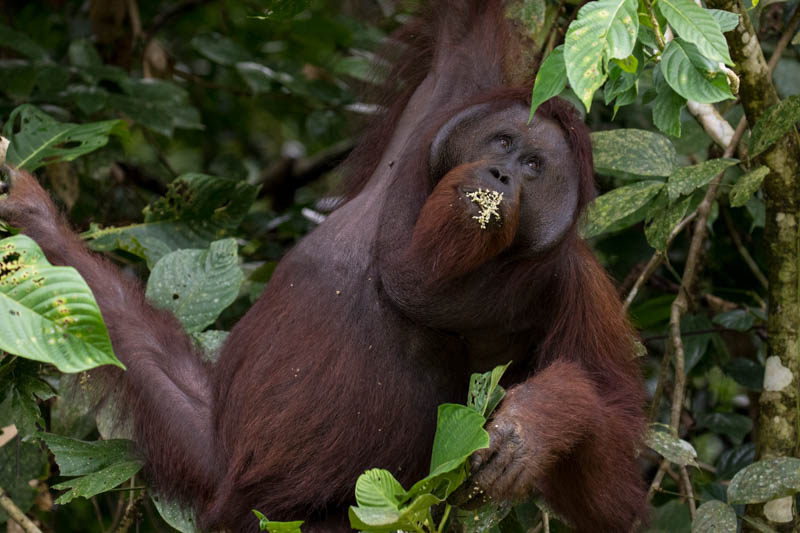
[645,193,692,250]
[666,158,739,201]
[190,34,251,66]
[2,105,127,171]
[529,46,567,120]
[660,39,734,104]
[0,235,122,373]
[467,362,511,418]
[652,69,687,137]
[708,9,740,32]
[730,166,769,207]
[749,95,800,157]
[40,434,140,476]
[86,173,259,266]
[0,439,49,522]
[613,54,638,73]
[253,510,304,533]
[353,469,407,509]
[591,129,677,177]
[105,79,203,136]
[429,404,490,477]
[742,517,781,533]
[728,458,800,504]
[52,459,143,504]
[657,0,733,65]
[582,180,664,238]
[564,0,638,110]
[146,239,244,333]
[692,500,737,533]
[0,370,54,438]
[695,412,753,443]
[151,494,201,533]
[0,24,49,61]
[258,0,311,20]
[712,309,755,331]
[68,39,102,68]
[645,426,699,466]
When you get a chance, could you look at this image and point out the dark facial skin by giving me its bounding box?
[429,102,580,253]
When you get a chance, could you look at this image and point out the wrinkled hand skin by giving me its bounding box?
[450,385,542,509]
[0,166,62,240]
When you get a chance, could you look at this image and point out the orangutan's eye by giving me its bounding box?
[526,156,540,171]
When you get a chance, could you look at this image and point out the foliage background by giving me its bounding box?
[0,0,798,531]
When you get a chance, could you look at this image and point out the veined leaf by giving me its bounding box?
[582,180,664,238]
[666,158,739,201]
[145,239,244,333]
[645,426,699,466]
[592,129,677,177]
[660,39,734,104]
[2,104,127,171]
[657,0,733,65]
[728,458,800,504]
[0,235,122,373]
[564,0,638,110]
[708,9,740,32]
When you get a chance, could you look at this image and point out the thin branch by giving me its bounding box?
[766,5,800,74]
[622,212,696,312]
[0,485,43,533]
[647,459,670,503]
[680,466,697,519]
[721,206,768,288]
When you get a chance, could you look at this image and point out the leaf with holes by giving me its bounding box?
[85,173,259,267]
[592,129,677,177]
[0,235,121,372]
[52,460,143,504]
[657,0,733,65]
[564,0,638,110]
[730,166,769,207]
[1,104,127,171]
[728,458,800,504]
[660,40,734,104]
[145,239,244,332]
[749,95,800,158]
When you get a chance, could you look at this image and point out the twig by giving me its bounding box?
[112,490,145,533]
[646,459,670,503]
[622,212,696,312]
[766,5,800,74]
[721,206,769,288]
[92,496,108,533]
[0,485,43,533]
[679,466,696,519]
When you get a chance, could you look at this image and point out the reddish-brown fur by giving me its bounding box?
[0,2,647,532]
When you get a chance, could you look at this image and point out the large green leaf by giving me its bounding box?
[146,239,244,333]
[529,46,566,120]
[652,68,687,137]
[749,94,800,157]
[657,0,733,65]
[591,129,677,177]
[708,9,740,32]
[692,500,737,533]
[86,173,259,266]
[152,494,201,533]
[728,458,800,504]
[660,40,734,104]
[0,235,122,373]
[429,403,490,477]
[253,510,304,533]
[666,158,739,201]
[190,34,251,66]
[582,180,665,238]
[2,104,127,171]
[564,0,638,110]
[0,439,49,522]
